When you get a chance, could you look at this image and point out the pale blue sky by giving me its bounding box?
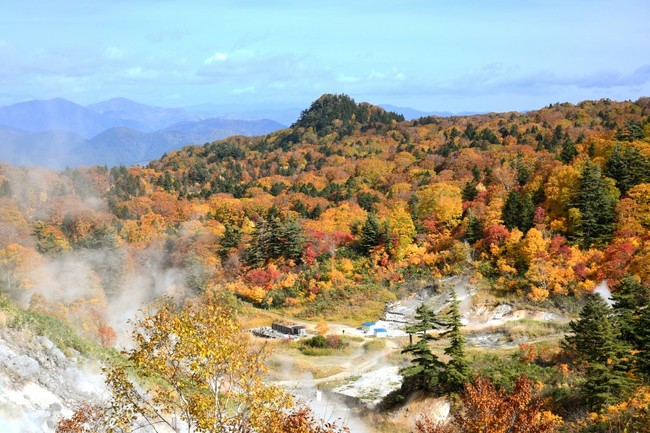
[1,0,648,112]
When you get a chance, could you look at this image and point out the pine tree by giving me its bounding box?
[440,291,470,392]
[244,217,306,266]
[219,223,242,259]
[611,275,650,381]
[280,218,307,263]
[562,294,633,410]
[401,304,446,392]
[636,306,650,381]
[560,138,577,163]
[604,144,650,195]
[359,212,386,255]
[570,160,619,247]
[502,189,534,232]
[465,209,483,244]
[611,275,650,346]
[461,181,478,202]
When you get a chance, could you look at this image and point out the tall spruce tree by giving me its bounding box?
[440,291,470,392]
[604,144,650,195]
[563,294,633,410]
[401,304,445,392]
[570,160,619,247]
[560,138,577,163]
[502,189,535,232]
[243,217,306,266]
[611,275,650,381]
[358,212,387,255]
[465,209,483,244]
[636,305,650,381]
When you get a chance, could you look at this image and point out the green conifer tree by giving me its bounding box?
[440,291,470,392]
[563,294,633,410]
[359,212,386,255]
[636,305,650,381]
[502,189,534,232]
[401,304,445,392]
[570,160,619,247]
[611,275,650,381]
[560,138,577,163]
[604,144,650,195]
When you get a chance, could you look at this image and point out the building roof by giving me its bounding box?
[362,321,376,327]
[374,328,388,333]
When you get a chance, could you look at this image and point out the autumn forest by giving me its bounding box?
[1,94,650,432]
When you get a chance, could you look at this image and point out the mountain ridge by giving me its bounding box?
[0,98,286,168]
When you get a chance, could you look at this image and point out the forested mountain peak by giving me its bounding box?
[293,93,404,130]
[270,94,406,148]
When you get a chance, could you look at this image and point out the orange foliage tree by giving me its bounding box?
[416,376,559,433]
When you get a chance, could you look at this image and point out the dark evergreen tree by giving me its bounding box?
[292,199,309,217]
[357,191,380,212]
[570,160,618,247]
[461,181,478,202]
[562,294,633,410]
[401,304,446,392]
[309,204,323,220]
[636,305,650,381]
[465,209,483,244]
[358,212,387,255]
[218,223,242,259]
[280,218,307,263]
[187,161,211,184]
[463,123,477,140]
[243,217,305,266]
[269,182,285,196]
[560,138,577,163]
[479,128,499,144]
[502,189,534,232]
[616,120,645,141]
[604,144,650,195]
[611,275,650,381]
[440,291,470,392]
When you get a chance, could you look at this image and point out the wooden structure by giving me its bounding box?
[272,322,307,336]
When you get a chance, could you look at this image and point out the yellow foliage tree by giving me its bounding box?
[387,203,416,259]
[0,243,38,292]
[416,183,463,229]
[544,165,580,219]
[316,321,330,336]
[520,228,549,265]
[105,293,293,433]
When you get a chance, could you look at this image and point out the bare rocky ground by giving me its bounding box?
[0,327,107,433]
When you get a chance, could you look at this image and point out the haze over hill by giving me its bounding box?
[0,98,285,168]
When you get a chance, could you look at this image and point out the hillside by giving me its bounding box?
[0,94,649,432]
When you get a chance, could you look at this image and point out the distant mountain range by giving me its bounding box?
[0,98,286,168]
[380,104,480,120]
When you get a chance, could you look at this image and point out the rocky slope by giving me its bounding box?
[0,326,107,433]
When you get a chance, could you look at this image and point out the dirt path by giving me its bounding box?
[272,339,399,387]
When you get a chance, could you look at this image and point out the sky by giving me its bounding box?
[0,0,649,113]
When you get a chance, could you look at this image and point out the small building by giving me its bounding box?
[272,322,307,337]
[361,322,376,333]
[373,328,388,338]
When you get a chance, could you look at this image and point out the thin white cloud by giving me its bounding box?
[204,52,228,64]
[104,46,124,60]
